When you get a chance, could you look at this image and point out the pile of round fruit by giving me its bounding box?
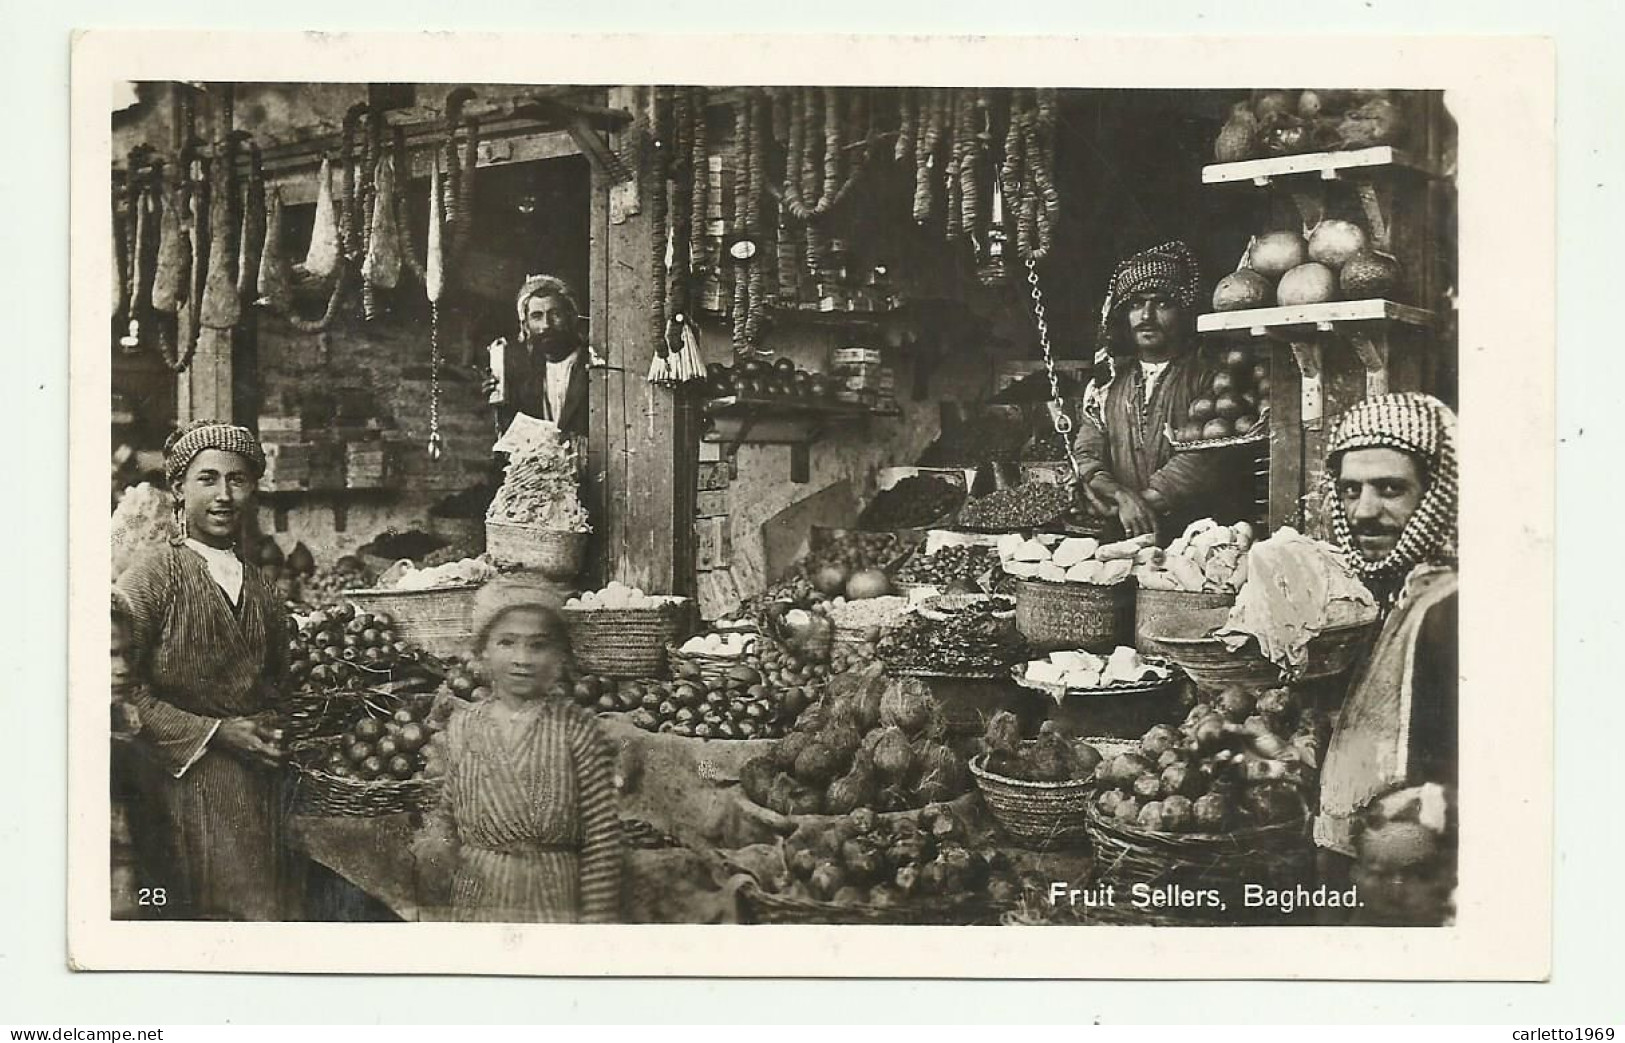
[1172,345,1271,444]
[707,357,836,402]
[858,474,966,531]
[1091,685,1329,834]
[315,699,437,783]
[894,543,1000,589]
[739,665,973,816]
[569,657,818,740]
[1212,221,1398,313]
[287,603,435,691]
[760,803,1020,909]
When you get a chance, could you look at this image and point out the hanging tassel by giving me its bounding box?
[672,314,706,383]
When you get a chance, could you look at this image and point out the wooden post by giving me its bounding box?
[584,87,700,597]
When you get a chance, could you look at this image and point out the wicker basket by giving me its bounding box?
[562,600,695,678]
[1133,587,1236,653]
[344,584,480,659]
[485,522,588,580]
[1153,621,1378,691]
[288,737,440,817]
[1014,578,1134,653]
[969,742,1100,849]
[736,879,998,925]
[1083,800,1314,897]
[277,688,368,743]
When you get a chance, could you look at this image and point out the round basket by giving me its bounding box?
[665,644,753,684]
[1152,621,1378,691]
[1014,578,1134,653]
[484,522,588,580]
[344,584,480,659]
[562,601,695,679]
[1083,800,1314,896]
[969,742,1101,849]
[288,737,440,817]
[277,688,368,743]
[1133,587,1236,653]
[735,879,998,925]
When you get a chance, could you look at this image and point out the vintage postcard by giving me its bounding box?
[68,30,1553,978]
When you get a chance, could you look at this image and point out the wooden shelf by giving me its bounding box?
[1202,146,1437,186]
[1197,299,1436,337]
[701,396,900,484]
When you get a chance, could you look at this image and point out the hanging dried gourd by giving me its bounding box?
[151,172,187,314]
[236,139,265,305]
[363,154,404,318]
[302,156,340,279]
[199,154,241,330]
[256,185,295,312]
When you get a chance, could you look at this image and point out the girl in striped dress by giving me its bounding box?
[414,580,622,922]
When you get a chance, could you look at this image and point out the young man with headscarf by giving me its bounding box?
[114,420,303,920]
[1314,392,1459,924]
[1071,241,1250,543]
[481,274,591,441]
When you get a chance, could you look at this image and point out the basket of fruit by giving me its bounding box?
[344,584,483,660]
[561,584,696,679]
[288,695,442,817]
[969,715,1107,848]
[727,803,1015,925]
[1152,622,1376,690]
[1082,691,1325,900]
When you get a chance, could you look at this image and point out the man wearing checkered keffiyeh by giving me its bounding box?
[1314,393,1459,922]
[1071,241,1251,543]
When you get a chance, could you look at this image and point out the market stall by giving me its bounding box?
[109,82,1456,927]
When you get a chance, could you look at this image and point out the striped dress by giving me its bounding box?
[425,699,621,923]
[115,542,300,920]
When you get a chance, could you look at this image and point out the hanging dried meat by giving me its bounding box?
[150,177,187,314]
[302,156,340,278]
[363,154,402,296]
[199,155,241,330]
[257,185,295,311]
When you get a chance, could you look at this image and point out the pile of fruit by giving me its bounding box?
[762,803,1020,908]
[1214,89,1407,163]
[1213,220,1397,314]
[313,698,438,783]
[707,357,836,402]
[565,582,686,611]
[1134,519,1256,594]
[297,555,374,609]
[802,531,909,601]
[998,532,1154,585]
[876,597,1025,675]
[1092,685,1329,834]
[1162,344,1271,444]
[1016,646,1172,693]
[980,712,1103,783]
[287,603,439,692]
[740,666,974,816]
[956,482,1073,531]
[858,475,967,531]
[895,543,1000,589]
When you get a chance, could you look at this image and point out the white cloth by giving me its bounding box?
[545,353,578,424]
[1139,359,1171,400]
[184,538,244,606]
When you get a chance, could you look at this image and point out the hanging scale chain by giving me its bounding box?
[427,302,444,461]
[1025,255,1083,485]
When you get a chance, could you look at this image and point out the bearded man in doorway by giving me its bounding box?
[481,274,591,441]
[1071,241,1250,544]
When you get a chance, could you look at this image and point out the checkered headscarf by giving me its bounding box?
[1326,393,1459,586]
[1084,240,1201,422]
[163,420,266,487]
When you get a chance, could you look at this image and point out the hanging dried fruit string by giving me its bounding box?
[744,91,767,349]
[894,87,917,167]
[393,125,426,286]
[914,88,948,226]
[280,105,364,334]
[945,89,967,242]
[235,138,265,306]
[169,148,207,372]
[647,87,673,383]
[799,89,826,272]
[730,95,753,357]
[657,87,707,386]
[359,109,381,320]
[774,87,802,299]
[688,86,711,291]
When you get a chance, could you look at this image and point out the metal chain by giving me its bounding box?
[1024,255,1083,484]
[427,302,444,461]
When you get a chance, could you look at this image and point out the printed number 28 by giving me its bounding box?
[138,887,167,907]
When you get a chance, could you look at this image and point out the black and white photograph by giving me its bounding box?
[67,31,1553,978]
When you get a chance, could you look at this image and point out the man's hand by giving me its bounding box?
[479,372,500,398]
[1077,477,1117,517]
[1114,488,1160,539]
[215,716,285,768]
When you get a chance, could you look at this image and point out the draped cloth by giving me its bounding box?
[114,543,300,920]
[424,700,621,923]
